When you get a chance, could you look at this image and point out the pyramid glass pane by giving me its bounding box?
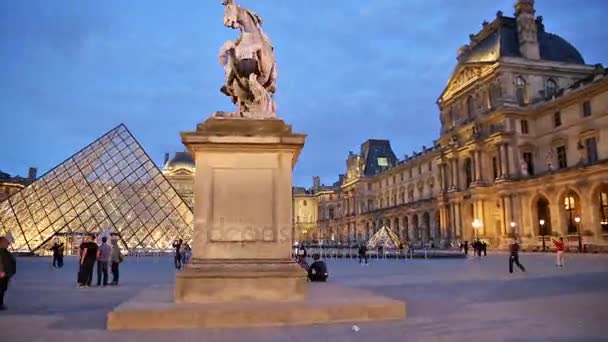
[0,124,193,254]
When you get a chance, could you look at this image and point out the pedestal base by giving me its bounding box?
[108,283,406,330]
[175,259,307,303]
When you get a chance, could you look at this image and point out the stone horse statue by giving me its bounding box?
[216,0,278,119]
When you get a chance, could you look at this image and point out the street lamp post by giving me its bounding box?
[575,216,582,253]
[472,219,482,240]
[539,219,546,252]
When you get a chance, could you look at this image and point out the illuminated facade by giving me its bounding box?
[162,152,195,209]
[307,1,608,251]
[0,125,193,254]
[0,168,36,202]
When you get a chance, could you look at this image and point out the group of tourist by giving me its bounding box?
[77,234,123,288]
[459,240,488,256]
[172,239,192,270]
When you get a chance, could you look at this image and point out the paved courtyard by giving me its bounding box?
[1,253,607,341]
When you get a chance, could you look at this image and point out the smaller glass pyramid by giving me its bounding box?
[367,226,403,249]
[0,124,193,253]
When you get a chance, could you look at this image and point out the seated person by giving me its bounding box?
[308,254,328,282]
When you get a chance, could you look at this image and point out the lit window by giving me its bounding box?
[377,157,388,166]
[564,194,577,234]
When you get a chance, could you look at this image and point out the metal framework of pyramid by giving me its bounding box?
[0,124,193,253]
[367,226,403,249]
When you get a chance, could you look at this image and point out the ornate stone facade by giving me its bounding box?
[162,152,195,209]
[0,168,36,202]
[302,1,608,251]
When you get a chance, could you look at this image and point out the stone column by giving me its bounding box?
[474,150,482,182]
[503,196,513,236]
[451,159,459,190]
[454,202,462,239]
[507,144,517,178]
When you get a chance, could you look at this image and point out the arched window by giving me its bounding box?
[403,216,409,241]
[563,192,579,234]
[598,185,608,232]
[467,95,475,118]
[303,200,307,206]
[537,197,552,236]
[422,212,431,241]
[546,79,558,98]
[516,76,527,105]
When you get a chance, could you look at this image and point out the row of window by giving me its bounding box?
[371,162,433,191]
[519,100,593,135]
[515,76,560,105]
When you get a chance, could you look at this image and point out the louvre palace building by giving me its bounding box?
[2,0,608,254]
[295,1,608,251]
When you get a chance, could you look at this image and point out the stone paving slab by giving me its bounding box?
[1,254,608,341]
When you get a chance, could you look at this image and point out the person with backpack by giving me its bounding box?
[0,236,16,311]
[308,254,328,282]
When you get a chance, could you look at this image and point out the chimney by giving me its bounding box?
[28,167,37,180]
[338,174,345,184]
[163,153,170,165]
[514,0,540,59]
[312,176,321,191]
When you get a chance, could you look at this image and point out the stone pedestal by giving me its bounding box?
[106,117,407,330]
[177,117,307,303]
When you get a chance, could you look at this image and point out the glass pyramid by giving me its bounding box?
[0,124,193,253]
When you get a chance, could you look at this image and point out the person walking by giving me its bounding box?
[50,241,61,268]
[358,243,368,265]
[464,241,469,255]
[509,239,526,274]
[0,237,16,311]
[553,237,565,267]
[78,234,98,288]
[57,242,64,268]
[172,239,183,270]
[96,236,111,287]
[482,241,487,257]
[110,238,123,285]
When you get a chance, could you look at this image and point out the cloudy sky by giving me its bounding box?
[1,0,606,187]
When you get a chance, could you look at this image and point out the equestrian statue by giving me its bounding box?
[216,0,278,119]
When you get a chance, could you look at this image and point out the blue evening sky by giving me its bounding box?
[1,0,606,187]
